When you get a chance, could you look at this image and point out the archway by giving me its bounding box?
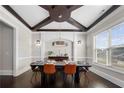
[44,38,74,60]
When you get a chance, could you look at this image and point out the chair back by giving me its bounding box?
[64,64,76,74]
[31,66,40,72]
[43,64,56,74]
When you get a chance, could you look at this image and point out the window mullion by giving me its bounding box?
[93,36,97,63]
[107,29,112,66]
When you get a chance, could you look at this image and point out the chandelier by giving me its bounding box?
[52,40,68,47]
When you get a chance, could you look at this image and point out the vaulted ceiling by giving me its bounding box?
[3,5,120,32]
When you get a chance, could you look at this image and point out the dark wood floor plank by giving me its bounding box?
[0,70,120,88]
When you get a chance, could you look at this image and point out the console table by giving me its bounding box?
[48,56,69,61]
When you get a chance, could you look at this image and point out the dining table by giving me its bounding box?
[30,61,92,83]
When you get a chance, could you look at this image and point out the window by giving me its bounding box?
[111,23,124,68]
[94,22,124,70]
[95,31,109,64]
[111,47,124,68]
[111,23,124,46]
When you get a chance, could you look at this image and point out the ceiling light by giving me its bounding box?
[58,14,62,18]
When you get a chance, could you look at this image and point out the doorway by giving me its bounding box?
[0,21,14,75]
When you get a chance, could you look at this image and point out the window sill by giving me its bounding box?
[93,63,124,74]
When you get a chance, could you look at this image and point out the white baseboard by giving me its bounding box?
[0,70,13,75]
[90,67,124,87]
[14,66,30,77]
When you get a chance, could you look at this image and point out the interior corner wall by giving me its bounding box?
[0,6,32,76]
[86,6,124,87]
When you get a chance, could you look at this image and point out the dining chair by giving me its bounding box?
[79,66,90,82]
[64,64,76,87]
[43,64,56,87]
[79,61,90,77]
[30,66,40,83]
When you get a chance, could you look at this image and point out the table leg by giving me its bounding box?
[41,72,45,87]
[39,66,45,86]
[75,67,80,83]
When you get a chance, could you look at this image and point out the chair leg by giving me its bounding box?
[84,72,89,84]
[46,75,48,87]
[44,74,48,87]
[64,74,67,81]
[63,74,67,87]
[62,71,65,80]
[51,74,56,83]
[35,72,37,81]
[30,72,35,83]
[72,74,75,87]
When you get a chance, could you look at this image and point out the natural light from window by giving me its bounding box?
[94,22,124,70]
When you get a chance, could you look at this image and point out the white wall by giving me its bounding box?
[32,32,86,61]
[0,6,32,76]
[74,32,86,61]
[87,6,124,87]
[31,32,41,61]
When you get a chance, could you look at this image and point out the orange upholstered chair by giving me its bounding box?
[43,64,56,87]
[43,64,56,74]
[64,64,76,87]
[64,64,76,74]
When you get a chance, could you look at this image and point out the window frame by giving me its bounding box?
[94,30,110,65]
[93,22,124,70]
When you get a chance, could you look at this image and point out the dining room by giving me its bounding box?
[0,4,124,88]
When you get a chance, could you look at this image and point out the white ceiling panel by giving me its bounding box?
[10,5,49,27]
[41,21,79,29]
[71,5,112,27]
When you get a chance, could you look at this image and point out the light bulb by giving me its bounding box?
[58,14,62,18]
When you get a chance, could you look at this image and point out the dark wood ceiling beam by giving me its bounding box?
[39,5,83,11]
[39,5,53,11]
[67,17,87,31]
[68,5,83,11]
[36,29,82,32]
[32,17,53,30]
[87,5,120,31]
[3,5,119,32]
[2,5,31,30]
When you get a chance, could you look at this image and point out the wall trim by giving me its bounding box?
[19,56,32,60]
[31,56,41,58]
[93,63,124,74]
[90,67,124,87]
[0,70,13,75]
[14,66,30,77]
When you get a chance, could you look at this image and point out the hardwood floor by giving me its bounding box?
[0,70,120,88]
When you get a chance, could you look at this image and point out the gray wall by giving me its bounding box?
[87,6,124,87]
[0,21,13,72]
